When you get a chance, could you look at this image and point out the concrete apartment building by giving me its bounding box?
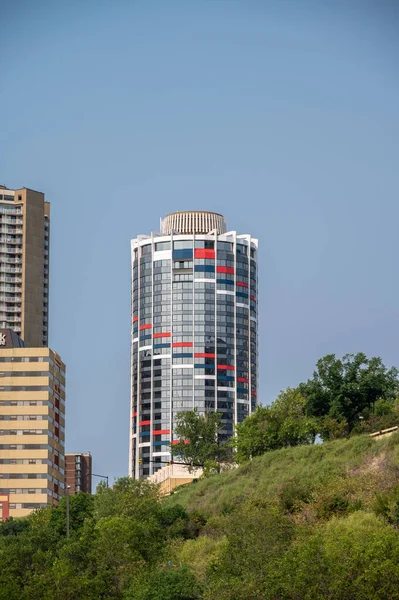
[65,453,92,494]
[0,329,65,518]
[0,186,50,348]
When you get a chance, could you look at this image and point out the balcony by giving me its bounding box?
[0,266,22,273]
[0,276,22,283]
[2,219,23,226]
[0,296,21,303]
[0,285,21,293]
[0,314,21,322]
[0,305,21,313]
[0,208,22,216]
[0,237,23,245]
[1,257,22,265]
[0,226,24,235]
[0,246,22,255]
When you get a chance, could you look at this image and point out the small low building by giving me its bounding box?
[148,463,203,495]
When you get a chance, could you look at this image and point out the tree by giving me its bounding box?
[0,517,29,537]
[124,566,201,600]
[299,353,399,432]
[171,409,230,473]
[205,499,294,599]
[49,492,94,538]
[234,388,319,463]
[94,477,160,521]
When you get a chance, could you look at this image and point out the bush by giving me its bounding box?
[277,478,311,513]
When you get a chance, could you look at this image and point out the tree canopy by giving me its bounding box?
[171,409,231,473]
[299,353,399,430]
[234,387,319,462]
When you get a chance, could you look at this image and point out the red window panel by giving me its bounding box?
[152,429,170,435]
[133,412,137,418]
[194,248,215,259]
[251,391,257,396]
[153,332,171,338]
[194,353,215,358]
[139,324,152,330]
[236,281,249,288]
[250,295,256,302]
[171,439,190,445]
[172,342,193,347]
[217,364,235,370]
[217,266,234,274]
[237,377,249,383]
[139,420,151,426]
[132,316,139,322]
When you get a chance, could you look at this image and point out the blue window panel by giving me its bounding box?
[139,334,152,341]
[139,432,150,437]
[237,387,248,394]
[172,352,193,358]
[153,440,170,446]
[216,278,234,285]
[194,265,215,273]
[217,375,235,382]
[173,249,193,260]
[195,364,215,369]
[153,343,171,349]
[236,291,249,298]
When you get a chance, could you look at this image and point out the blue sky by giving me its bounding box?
[1,1,398,480]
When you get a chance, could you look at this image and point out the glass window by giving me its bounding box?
[195,240,214,249]
[155,241,171,251]
[173,240,193,250]
[141,244,152,256]
[217,241,233,251]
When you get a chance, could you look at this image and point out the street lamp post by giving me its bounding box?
[66,484,71,538]
[92,473,109,489]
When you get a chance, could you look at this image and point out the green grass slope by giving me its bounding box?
[164,433,399,599]
[167,432,399,517]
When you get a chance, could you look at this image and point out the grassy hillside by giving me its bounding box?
[162,433,399,599]
[167,433,399,518]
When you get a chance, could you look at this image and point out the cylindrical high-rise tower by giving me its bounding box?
[129,211,258,478]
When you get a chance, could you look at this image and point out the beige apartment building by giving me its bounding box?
[0,186,50,347]
[0,330,65,518]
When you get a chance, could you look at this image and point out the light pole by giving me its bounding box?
[66,484,71,538]
[92,473,109,489]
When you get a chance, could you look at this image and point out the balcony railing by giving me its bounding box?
[0,305,21,313]
[0,296,21,303]
[0,267,22,274]
[0,208,22,216]
[0,237,23,245]
[0,246,22,254]
[0,314,21,322]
